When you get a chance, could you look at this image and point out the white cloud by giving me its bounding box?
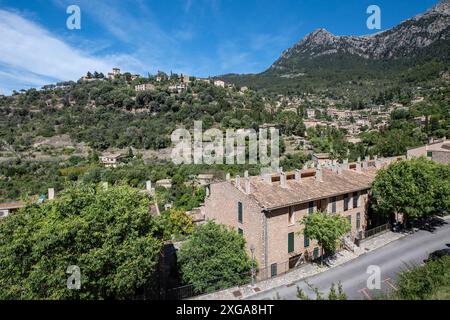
[0,9,137,94]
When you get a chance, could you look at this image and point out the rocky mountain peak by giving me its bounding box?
[270,1,450,72]
[434,0,450,13]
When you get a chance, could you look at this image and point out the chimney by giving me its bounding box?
[363,161,369,171]
[280,172,287,188]
[236,175,241,189]
[245,178,251,194]
[146,181,152,192]
[48,188,55,200]
[374,155,378,161]
[357,157,361,163]
[356,162,362,173]
[295,169,302,182]
[226,173,231,181]
[244,170,249,179]
[337,164,343,175]
[261,172,271,184]
[343,159,349,170]
[315,168,323,182]
[375,160,382,169]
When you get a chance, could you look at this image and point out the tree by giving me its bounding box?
[159,208,193,240]
[299,212,351,261]
[0,184,162,299]
[297,282,347,300]
[394,257,450,300]
[371,158,446,224]
[177,221,252,293]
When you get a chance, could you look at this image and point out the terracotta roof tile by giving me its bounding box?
[235,168,377,210]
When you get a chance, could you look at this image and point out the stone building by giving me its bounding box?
[204,157,402,278]
[407,138,450,164]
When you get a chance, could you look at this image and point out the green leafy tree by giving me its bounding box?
[177,221,252,293]
[394,257,450,300]
[299,212,351,261]
[159,208,193,240]
[371,158,446,223]
[0,184,162,300]
[297,282,347,300]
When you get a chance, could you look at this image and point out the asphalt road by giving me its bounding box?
[249,220,450,300]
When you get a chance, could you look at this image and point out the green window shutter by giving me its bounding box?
[313,247,319,259]
[356,213,361,229]
[308,201,314,214]
[288,232,295,253]
[238,202,243,223]
[344,194,349,211]
[332,196,337,213]
[304,235,310,248]
[427,151,433,158]
[353,192,359,208]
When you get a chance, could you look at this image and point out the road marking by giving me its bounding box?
[358,288,372,300]
[383,278,398,291]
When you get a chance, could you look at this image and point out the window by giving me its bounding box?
[313,247,319,259]
[353,192,359,208]
[271,263,277,277]
[288,232,295,253]
[427,151,433,158]
[344,194,349,211]
[238,228,243,236]
[304,235,310,248]
[347,215,352,226]
[331,196,337,213]
[356,213,361,230]
[238,202,243,223]
[288,206,295,225]
[308,201,314,214]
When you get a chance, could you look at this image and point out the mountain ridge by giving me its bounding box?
[219,0,450,96]
[269,0,450,73]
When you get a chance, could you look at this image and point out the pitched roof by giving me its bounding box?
[0,201,25,210]
[233,168,377,210]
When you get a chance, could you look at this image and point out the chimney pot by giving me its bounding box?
[280,172,287,188]
[315,168,323,182]
[245,178,251,194]
[295,169,302,182]
[236,175,241,188]
[363,161,369,171]
[226,173,231,181]
[146,181,152,191]
[48,188,55,200]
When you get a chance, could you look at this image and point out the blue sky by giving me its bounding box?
[0,0,440,94]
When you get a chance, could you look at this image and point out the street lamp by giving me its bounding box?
[250,244,255,286]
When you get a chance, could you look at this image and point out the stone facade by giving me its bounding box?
[407,139,450,164]
[204,164,379,277]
